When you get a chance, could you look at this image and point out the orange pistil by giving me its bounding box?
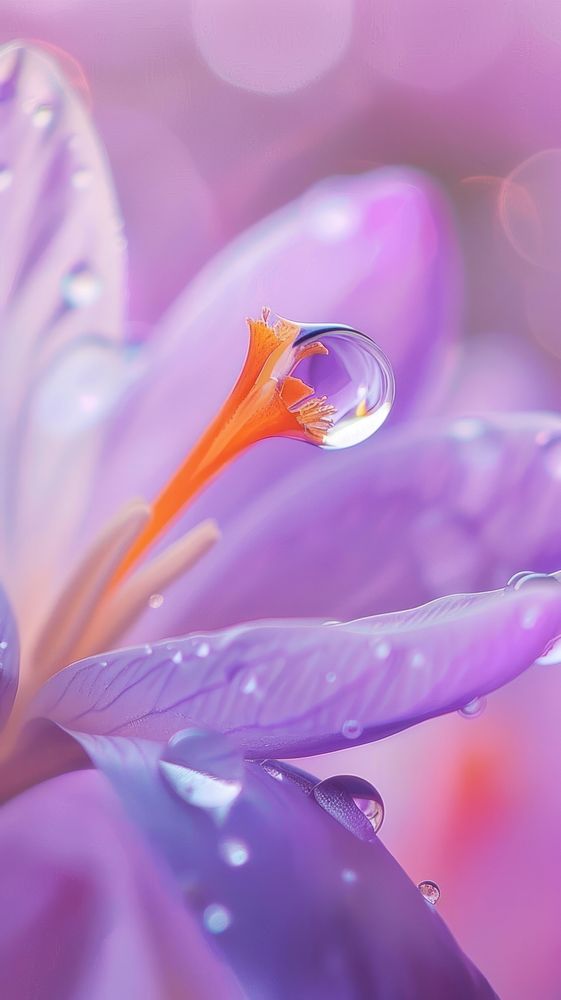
[113,310,335,582]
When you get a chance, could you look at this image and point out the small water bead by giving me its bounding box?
[342,719,363,740]
[148,593,164,609]
[418,880,440,905]
[458,696,487,719]
[31,102,55,128]
[374,639,392,660]
[71,166,92,190]
[172,650,183,664]
[159,728,243,813]
[195,640,210,658]
[0,166,12,191]
[203,903,231,935]
[220,838,250,867]
[61,265,101,309]
[293,323,395,449]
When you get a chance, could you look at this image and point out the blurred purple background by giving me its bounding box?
[2,2,561,996]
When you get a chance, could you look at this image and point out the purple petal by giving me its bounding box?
[0,585,18,729]
[83,168,460,553]
[31,585,561,758]
[0,769,244,999]
[149,411,561,638]
[0,44,130,633]
[45,729,496,999]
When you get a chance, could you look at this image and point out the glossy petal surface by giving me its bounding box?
[0,770,243,1000]
[37,730,496,999]
[32,584,561,758]
[0,44,130,637]
[154,412,561,637]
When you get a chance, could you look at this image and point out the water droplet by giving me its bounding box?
[535,636,561,667]
[172,650,183,664]
[341,719,363,740]
[31,103,54,128]
[71,166,92,190]
[159,728,243,813]
[195,640,210,658]
[418,880,440,905]
[220,838,249,867]
[325,671,337,683]
[61,265,101,309]
[409,650,426,669]
[341,868,357,883]
[148,593,164,609]
[203,903,231,934]
[99,660,108,668]
[374,639,391,660]
[459,696,486,719]
[506,570,559,592]
[293,322,395,449]
[0,166,12,191]
[314,774,384,839]
[0,641,7,650]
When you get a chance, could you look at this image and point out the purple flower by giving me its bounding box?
[0,42,558,998]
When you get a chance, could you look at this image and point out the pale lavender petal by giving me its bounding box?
[0,44,131,634]
[0,584,18,729]
[84,168,460,549]
[31,584,561,758]
[0,769,244,999]
[147,411,561,639]
[46,729,496,999]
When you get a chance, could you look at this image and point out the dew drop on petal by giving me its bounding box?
[61,264,101,309]
[172,650,183,664]
[314,774,385,839]
[159,729,243,813]
[148,593,164,609]
[220,838,250,867]
[506,570,559,593]
[31,102,54,128]
[0,166,12,191]
[341,719,363,740]
[293,323,395,449]
[459,696,487,719]
[535,637,561,667]
[203,903,231,934]
[418,879,440,905]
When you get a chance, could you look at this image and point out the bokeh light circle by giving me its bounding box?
[499,149,561,271]
[190,0,353,94]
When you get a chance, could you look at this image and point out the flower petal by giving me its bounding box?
[0,769,244,999]
[147,411,561,638]
[0,44,132,638]
[31,585,561,758]
[40,729,496,999]
[0,584,18,730]
[83,167,460,559]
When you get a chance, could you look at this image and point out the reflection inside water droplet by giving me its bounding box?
[314,774,385,838]
[159,728,243,814]
[418,879,440,905]
[293,322,394,449]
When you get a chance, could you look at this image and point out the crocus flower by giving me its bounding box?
[2,42,561,999]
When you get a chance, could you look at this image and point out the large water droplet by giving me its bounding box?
[313,774,385,840]
[159,728,243,815]
[293,322,395,449]
[61,264,101,308]
[418,879,440,905]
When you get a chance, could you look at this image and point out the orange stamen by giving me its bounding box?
[113,310,334,582]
